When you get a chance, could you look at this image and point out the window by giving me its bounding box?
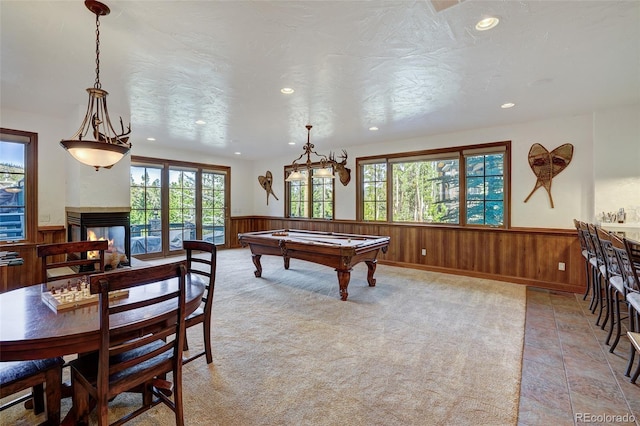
[169,168,196,251]
[285,166,334,219]
[362,163,387,221]
[201,171,226,245]
[465,151,505,226]
[0,128,37,243]
[357,142,510,227]
[130,164,162,254]
[131,157,229,257]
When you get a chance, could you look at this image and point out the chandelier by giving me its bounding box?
[285,125,335,182]
[60,0,131,171]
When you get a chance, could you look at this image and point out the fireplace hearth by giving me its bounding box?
[66,208,131,269]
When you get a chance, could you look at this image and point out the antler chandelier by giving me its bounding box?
[60,0,131,171]
[285,125,334,181]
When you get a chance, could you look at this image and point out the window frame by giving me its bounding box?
[0,128,38,244]
[131,156,230,258]
[284,163,336,220]
[356,141,511,228]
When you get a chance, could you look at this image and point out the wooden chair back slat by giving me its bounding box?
[37,240,108,283]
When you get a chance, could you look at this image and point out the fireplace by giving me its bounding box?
[66,208,131,269]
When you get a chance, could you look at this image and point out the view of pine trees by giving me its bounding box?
[130,166,226,254]
[362,152,505,226]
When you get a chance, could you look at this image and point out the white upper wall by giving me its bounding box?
[253,105,639,229]
[593,105,640,223]
[2,104,638,229]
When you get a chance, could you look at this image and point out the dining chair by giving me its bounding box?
[0,357,64,425]
[69,262,188,426]
[37,240,108,283]
[182,240,217,364]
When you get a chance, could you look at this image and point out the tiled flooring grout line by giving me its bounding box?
[572,291,640,424]
[552,294,578,425]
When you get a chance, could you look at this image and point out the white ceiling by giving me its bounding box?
[1,1,639,161]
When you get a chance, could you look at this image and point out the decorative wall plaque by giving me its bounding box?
[524,143,574,208]
[258,171,278,205]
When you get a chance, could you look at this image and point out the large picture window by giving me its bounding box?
[285,166,334,219]
[0,128,37,243]
[357,142,510,227]
[131,157,229,257]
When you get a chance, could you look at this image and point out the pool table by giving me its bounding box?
[237,229,390,301]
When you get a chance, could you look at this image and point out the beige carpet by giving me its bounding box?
[2,248,526,426]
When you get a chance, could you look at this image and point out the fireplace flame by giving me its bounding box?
[87,229,116,259]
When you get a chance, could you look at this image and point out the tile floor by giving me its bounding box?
[518,287,640,425]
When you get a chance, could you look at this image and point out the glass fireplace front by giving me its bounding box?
[67,210,131,269]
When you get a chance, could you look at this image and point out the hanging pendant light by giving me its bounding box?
[285,125,336,182]
[60,0,131,171]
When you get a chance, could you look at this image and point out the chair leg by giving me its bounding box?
[627,308,638,377]
[31,383,45,415]
[602,284,612,331]
[596,276,607,326]
[44,365,62,426]
[173,368,184,426]
[582,261,591,300]
[72,371,91,425]
[183,337,190,352]
[589,264,598,314]
[631,361,640,384]
[204,321,213,364]
[605,287,617,345]
[609,293,623,353]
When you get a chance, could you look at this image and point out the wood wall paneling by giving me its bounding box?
[8,218,582,294]
[230,217,584,294]
[0,226,66,292]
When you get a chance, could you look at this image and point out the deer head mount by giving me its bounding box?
[286,125,351,186]
[328,150,351,186]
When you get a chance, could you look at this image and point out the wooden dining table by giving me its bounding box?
[0,270,205,424]
[0,272,205,362]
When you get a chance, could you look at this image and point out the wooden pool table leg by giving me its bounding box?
[337,269,351,301]
[365,260,377,286]
[283,256,290,270]
[251,254,263,277]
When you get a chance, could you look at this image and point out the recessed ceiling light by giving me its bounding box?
[501,102,515,109]
[288,142,296,145]
[146,137,156,141]
[280,88,295,94]
[369,126,379,131]
[475,16,499,31]
[234,152,241,155]
[195,120,206,125]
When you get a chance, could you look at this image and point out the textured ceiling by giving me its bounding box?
[1,1,639,161]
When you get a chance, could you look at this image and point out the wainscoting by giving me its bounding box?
[1,226,66,291]
[230,217,583,294]
[2,219,583,294]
